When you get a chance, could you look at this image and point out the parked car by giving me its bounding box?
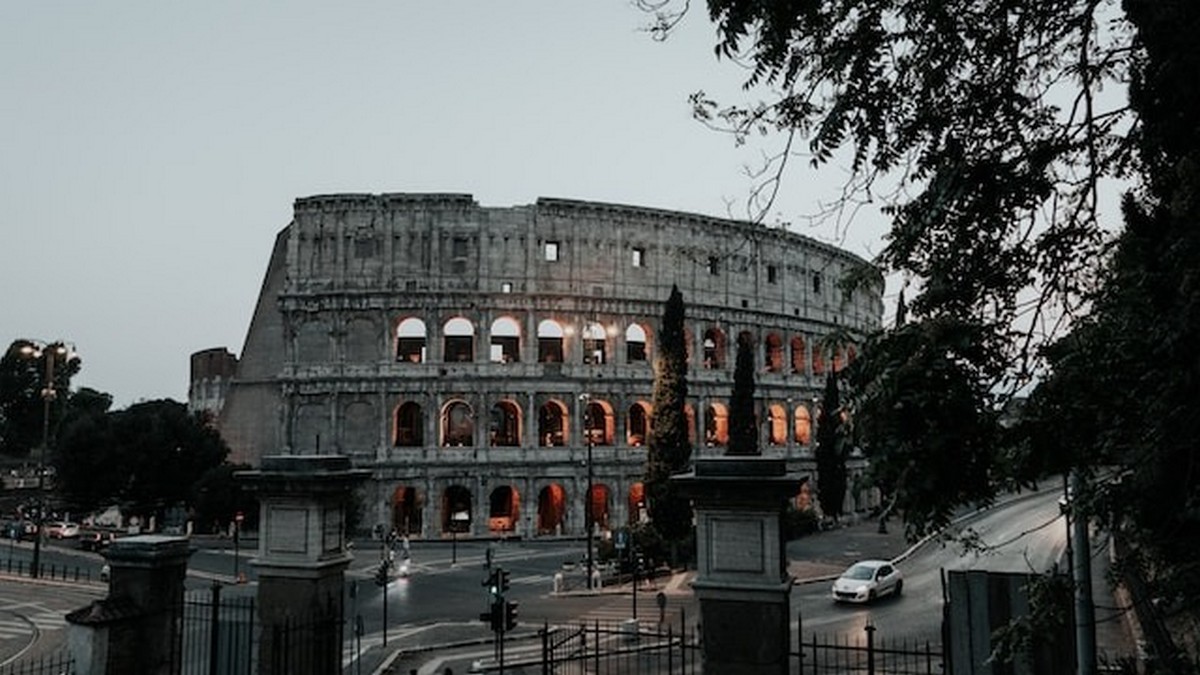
[45,521,81,539]
[79,531,118,552]
[831,560,903,603]
[3,520,37,541]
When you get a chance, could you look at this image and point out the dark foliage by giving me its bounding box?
[644,285,694,547]
[0,340,82,458]
[727,331,758,456]
[814,370,848,520]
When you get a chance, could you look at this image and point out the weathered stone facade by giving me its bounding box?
[198,193,882,540]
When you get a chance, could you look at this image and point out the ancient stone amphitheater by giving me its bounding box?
[192,193,883,539]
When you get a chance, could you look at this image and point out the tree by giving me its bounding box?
[55,399,229,520]
[644,285,694,552]
[641,0,1200,656]
[0,339,82,458]
[727,332,758,455]
[814,369,849,520]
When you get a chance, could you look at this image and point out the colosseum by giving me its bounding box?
[192,193,883,540]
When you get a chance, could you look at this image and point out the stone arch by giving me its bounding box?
[702,327,727,369]
[537,319,565,363]
[487,485,520,533]
[813,346,827,376]
[341,399,376,456]
[443,317,475,363]
[441,485,472,535]
[394,401,423,447]
[794,404,812,446]
[292,400,328,454]
[588,483,611,534]
[583,398,615,446]
[296,320,329,363]
[395,317,427,363]
[767,403,787,446]
[537,483,567,535]
[490,316,521,363]
[582,322,609,364]
[626,323,649,363]
[538,399,568,447]
[345,316,380,362]
[441,399,474,447]
[627,482,647,525]
[765,332,785,373]
[490,399,521,447]
[391,485,424,535]
[790,335,807,375]
[627,401,651,447]
[704,402,729,447]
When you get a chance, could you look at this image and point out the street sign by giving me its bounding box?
[615,529,628,550]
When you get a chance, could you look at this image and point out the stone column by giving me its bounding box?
[674,457,801,675]
[238,455,370,675]
[65,535,192,675]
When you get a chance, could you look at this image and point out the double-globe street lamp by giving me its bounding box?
[18,340,75,580]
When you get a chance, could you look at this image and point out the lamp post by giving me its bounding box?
[19,341,71,580]
[580,393,595,589]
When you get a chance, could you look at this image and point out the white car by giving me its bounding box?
[45,521,81,539]
[831,560,903,603]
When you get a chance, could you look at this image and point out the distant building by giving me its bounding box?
[188,347,237,418]
[192,193,883,539]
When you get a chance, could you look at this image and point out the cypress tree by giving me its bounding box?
[644,285,693,549]
[727,332,758,456]
[815,368,848,520]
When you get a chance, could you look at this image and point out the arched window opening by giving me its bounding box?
[394,402,423,447]
[582,322,608,364]
[626,323,648,363]
[441,400,474,447]
[489,400,521,447]
[627,482,647,525]
[702,328,726,369]
[538,400,568,447]
[765,333,784,373]
[441,485,472,535]
[487,486,520,533]
[587,484,611,534]
[790,336,807,375]
[443,317,475,363]
[396,317,427,363]
[583,400,614,446]
[489,317,521,363]
[767,404,787,446]
[794,405,812,445]
[813,345,827,376]
[537,320,565,363]
[705,403,729,446]
[627,402,651,447]
[537,483,567,535]
[391,485,424,536]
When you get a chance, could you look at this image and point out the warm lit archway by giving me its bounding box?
[441,485,472,534]
[391,485,424,535]
[537,483,567,535]
[488,486,520,533]
[538,400,568,447]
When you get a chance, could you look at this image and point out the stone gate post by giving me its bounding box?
[237,455,369,675]
[673,457,801,675]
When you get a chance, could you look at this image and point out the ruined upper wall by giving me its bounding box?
[284,193,882,332]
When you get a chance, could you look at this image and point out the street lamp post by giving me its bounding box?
[580,393,595,589]
[19,341,69,580]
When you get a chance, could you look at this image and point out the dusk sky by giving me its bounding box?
[1,3,892,408]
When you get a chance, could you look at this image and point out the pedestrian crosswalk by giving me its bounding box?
[0,611,68,640]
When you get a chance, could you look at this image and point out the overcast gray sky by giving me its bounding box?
[1,2,891,408]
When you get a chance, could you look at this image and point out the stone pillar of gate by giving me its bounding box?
[238,455,370,675]
[673,457,802,675]
[65,535,192,675]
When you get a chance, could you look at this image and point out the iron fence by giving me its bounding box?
[0,650,73,675]
[529,614,943,675]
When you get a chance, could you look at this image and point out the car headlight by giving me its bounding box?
[856,585,868,594]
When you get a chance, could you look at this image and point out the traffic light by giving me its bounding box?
[504,600,519,631]
[483,569,499,597]
[498,568,511,594]
[479,599,502,632]
[373,561,389,587]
